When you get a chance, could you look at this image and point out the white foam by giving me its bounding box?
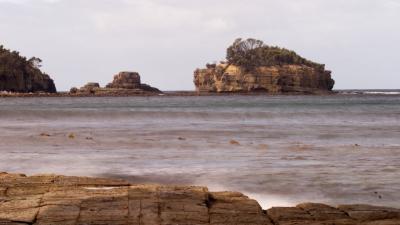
[245,193,298,209]
[363,91,400,95]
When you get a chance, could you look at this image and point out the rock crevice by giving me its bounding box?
[1,172,399,225]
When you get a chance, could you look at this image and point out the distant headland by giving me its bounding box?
[1,39,335,97]
[0,45,56,93]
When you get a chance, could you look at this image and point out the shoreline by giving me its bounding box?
[1,172,399,225]
[1,90,400,98]
[0,91,395,98]
[0,90,336,98]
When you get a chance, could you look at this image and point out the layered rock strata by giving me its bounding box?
[194,64,335,94]
[1,172,399,225]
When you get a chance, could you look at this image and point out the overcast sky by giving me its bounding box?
[1,0,399,91]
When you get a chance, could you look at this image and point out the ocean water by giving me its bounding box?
[0,94,399,208]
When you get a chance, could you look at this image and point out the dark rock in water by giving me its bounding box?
[106,71,161,93]
[0,45,57,93]
[79,82,100,94]
[82,82,100,89]
[72,71,161,96]
[69,87,78,94]
[106,72,141,89]
[139,83,162,93]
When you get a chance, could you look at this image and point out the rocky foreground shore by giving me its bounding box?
[1,172,399,225]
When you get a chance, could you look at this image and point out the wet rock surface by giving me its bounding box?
[1,172,399,225]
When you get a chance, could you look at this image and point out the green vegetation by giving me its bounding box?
[0,45,56,92]
[0,45,42,78]
[226,38,325,71]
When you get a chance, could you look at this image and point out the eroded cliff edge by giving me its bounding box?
[1,172,399,225]
[194,38,335,94]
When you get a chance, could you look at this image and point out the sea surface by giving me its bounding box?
[0,93,399,208]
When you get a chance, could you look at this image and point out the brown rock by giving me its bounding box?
[0,196,41,223]
[1,172,400,225]
[267,206,314,224]
[230,140,240,145]
[209,192,272,225]
[106,72,161,93]
[106,72,141,89]
[297,203,350,221]
[39,133,51,137]
[338,204,400,222]
[194,64,334,94]
[71,71,161,96]
[68,133,75,139]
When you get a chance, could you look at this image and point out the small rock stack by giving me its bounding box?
[106,72,141,89]
[70,71,161,96]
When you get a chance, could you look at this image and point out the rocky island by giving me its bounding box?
[1,172,399,225]
[70,72,162,96]
[194,38,335,94]
[0,45,56,93]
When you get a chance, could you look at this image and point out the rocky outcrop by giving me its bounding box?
[194,64,335,94]
[0,72,56,93]
[1,172,399,225]
[70,72,161,96]
[106,72,161,93]
[0,46,56,93]
[106,72,141,89]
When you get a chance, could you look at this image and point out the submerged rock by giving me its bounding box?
[1,172,399,225]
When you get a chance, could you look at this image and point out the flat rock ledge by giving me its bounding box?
[1,172,399,225]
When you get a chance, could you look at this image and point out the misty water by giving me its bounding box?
[0,94,399,208]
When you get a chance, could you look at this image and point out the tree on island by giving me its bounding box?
[0,45,56,93]
[225,38,325,72]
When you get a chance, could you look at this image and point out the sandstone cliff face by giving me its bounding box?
[1,172,400,225]
[194,64,335,94]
